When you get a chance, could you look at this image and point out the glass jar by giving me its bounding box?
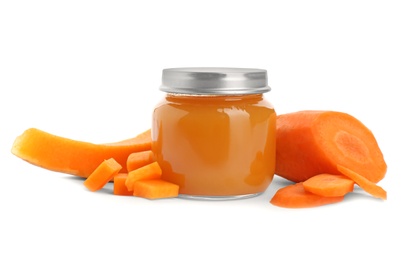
[152,68,276,200]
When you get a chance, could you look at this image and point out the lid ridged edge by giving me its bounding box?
[160,67,270,95]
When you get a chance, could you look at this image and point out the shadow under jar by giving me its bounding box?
[152,67,276,200]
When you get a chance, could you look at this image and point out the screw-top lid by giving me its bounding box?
[160,67,270,95]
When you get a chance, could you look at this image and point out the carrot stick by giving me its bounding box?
[337,164,387,200]
[84,158,122,192]
[302,173,354,197]
[126,150,155,172]
[133,179,179,199]
[275,110,387,183]
[270,182,344,208]
[113,173,133,196]
[125,161,162,191]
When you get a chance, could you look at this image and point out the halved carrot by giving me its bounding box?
[11,128,152,178]
[275,111,387,183]
[270,182,344,208]
[126,150,155,172]
[133,179,179,199]
[84,158,122,192]
[337,164,387,200]
[125,161,162,191]
[113,174,133,196]
[302,173,355,197]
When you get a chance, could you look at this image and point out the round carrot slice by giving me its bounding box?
[302,173,354,197]
[270,182,344,208]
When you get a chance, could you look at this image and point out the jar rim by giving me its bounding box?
[160,67,271,95]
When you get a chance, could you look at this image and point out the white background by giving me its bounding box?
[1,1,408,259]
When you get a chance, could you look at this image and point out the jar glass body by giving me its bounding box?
[152,93,276,199]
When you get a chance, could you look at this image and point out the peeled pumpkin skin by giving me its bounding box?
[11,128,151,178]
[275,111,387,183]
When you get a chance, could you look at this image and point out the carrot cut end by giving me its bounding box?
[275,111,387,183]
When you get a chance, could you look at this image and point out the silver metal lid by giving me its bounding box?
[160,67,270,95]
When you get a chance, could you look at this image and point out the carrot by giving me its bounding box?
[270,182,344,208]
[126,150,155,172]
[84,158,122,192]
[113,174,133,196]
[125,161,162,191]
[275,110,387,183]
[11,128,152,178]
[337,164,387,200]
[133,179,179,199]
[302,173,354,197]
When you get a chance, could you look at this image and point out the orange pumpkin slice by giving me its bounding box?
[11,128,151,178]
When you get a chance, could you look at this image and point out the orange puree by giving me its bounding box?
[152,94,276,197]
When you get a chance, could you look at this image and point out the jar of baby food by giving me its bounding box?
[152,67,276,199]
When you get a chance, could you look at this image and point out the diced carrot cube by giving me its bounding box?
[84,158,122,192]
[127,150,155,172]
[125,161,162,191]
[113,173,133,196]
[133,179,179,199]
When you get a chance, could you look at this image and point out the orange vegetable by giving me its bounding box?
[337,164,387,200]
[126,150,155,172]
[11,128,151,178]
[270,182,344,208]
[302,173,355,197]
[125,161,162,191]
[275,110,387,183]
[133,179,179,199]
[84,158,122,192]
[113,174,133,196]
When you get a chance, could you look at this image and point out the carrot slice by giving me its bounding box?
[125,161,162,191]
[337,164,387,200]
[133,179,179,199]
[275,111,387,183]
[126,150,155,172]
[270,182,344,208]
[302,173,354,197]
[11,128,152,178]
[113,173,133,196]
[84,158,122,192]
